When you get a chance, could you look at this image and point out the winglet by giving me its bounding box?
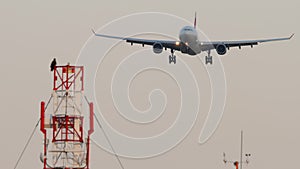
[91,28,96,35]
[289,33,295,39]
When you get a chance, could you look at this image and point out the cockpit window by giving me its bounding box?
[184,28,193,31]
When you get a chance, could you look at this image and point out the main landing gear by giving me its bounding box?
[168,50,213,65]
[169,49,176,64]
[205,50,213,65]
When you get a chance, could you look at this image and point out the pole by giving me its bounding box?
[240,130,243,169]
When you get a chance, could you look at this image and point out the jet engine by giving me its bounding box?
[153,42,163,54]
[216,44,227,55]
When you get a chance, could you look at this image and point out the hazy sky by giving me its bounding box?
[0,0,299,169]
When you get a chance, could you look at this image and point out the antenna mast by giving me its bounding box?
[240,131,243,169]
[40,63,94,169]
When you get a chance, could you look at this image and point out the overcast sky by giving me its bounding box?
[0,0,299,169]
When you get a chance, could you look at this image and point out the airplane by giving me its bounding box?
[92,13,294,64]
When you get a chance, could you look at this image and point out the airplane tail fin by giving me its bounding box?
[194,12,197,28]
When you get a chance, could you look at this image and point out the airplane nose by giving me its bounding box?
[181,32,197,42]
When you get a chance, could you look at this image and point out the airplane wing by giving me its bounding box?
[200,34,294,51]
[92,29,181,51]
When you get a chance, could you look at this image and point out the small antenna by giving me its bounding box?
[223,131,251,169]
[240,130,243,169]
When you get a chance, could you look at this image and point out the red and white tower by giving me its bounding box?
[40,64,94,169]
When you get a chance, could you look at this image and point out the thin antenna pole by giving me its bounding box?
[240,130,243,169]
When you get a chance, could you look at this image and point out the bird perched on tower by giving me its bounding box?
[50,58,57,71]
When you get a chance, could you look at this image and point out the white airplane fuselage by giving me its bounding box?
[179,26,201,54]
